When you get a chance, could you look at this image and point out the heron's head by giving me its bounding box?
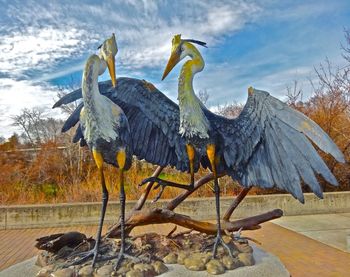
[162,34,207,80]
[98,33,118,87]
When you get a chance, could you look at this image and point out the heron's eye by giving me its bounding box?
[180,44,185,52]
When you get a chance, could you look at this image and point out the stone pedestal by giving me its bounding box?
[0,245,289,277]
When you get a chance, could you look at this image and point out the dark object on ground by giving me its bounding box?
[35,232,87,253]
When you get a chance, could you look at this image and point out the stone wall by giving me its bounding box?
[1,192,349,229]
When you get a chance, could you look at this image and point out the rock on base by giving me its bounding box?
[0,244,289,277]
[162,245,289,276]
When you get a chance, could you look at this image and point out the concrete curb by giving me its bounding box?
[1,192,350,229]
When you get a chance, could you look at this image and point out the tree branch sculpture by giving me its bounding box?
[105,167,283,239]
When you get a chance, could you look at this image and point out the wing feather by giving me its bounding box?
[212,88,344,202]
[275,121,323,198]
[53,78,190,171]
[61,102,83,132]
[73,124,83,143]
[269,97,345,163]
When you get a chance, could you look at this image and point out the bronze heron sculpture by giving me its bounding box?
[71,34,134,268]
[138,34,346,257]
[54,34,345,258]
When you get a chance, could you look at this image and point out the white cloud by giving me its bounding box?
[0,27,97,78]
[1,0,263,75]
[0,79,62,137]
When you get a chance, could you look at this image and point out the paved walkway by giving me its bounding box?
[273,213,350,252]
[1,222,350,276]
[246,222,350,276]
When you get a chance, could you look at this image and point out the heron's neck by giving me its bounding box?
[82,55,102,107]
[178,45,204,99]
[178,44,210,139]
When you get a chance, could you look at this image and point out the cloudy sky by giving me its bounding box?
[0,0,349,138]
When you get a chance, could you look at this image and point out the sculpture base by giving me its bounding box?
[0,245,289,277]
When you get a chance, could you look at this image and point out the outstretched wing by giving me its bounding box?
[53,77,191,172]
[207,88,345,203]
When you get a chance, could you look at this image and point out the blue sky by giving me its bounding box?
[0,0,349,137]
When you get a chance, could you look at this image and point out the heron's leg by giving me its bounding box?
[69,150,108,267]
[186,144,195,189]
[115,166,126,269]
[139,144,195,201]
[207,144,233,259]
[91,166,108,266]
[114,150,141,270]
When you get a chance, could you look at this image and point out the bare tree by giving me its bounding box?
[341,28,350,64]
[11,108,38,145]
[197,89,209,105]
[216,102,244,119]
[286,80,303,108]
[309,57,350,135]
[12,108,64,145]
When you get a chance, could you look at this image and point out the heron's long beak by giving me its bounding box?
[162,52,180,80]
[106,55,116,87]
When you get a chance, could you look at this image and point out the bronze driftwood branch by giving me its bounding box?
[105,168,283,238]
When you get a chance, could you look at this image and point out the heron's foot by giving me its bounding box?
[139,177,194,202]
[67,247,100,267]
[93,246,142,271]
[138,176,162,187]
[212,233,234,259]
[139,177,193,190]
[113,251,142,271]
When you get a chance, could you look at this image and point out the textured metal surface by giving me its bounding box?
[54,79,345,203]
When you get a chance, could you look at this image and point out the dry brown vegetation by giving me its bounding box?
[1,31,349,205]
[0,139,237,204]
